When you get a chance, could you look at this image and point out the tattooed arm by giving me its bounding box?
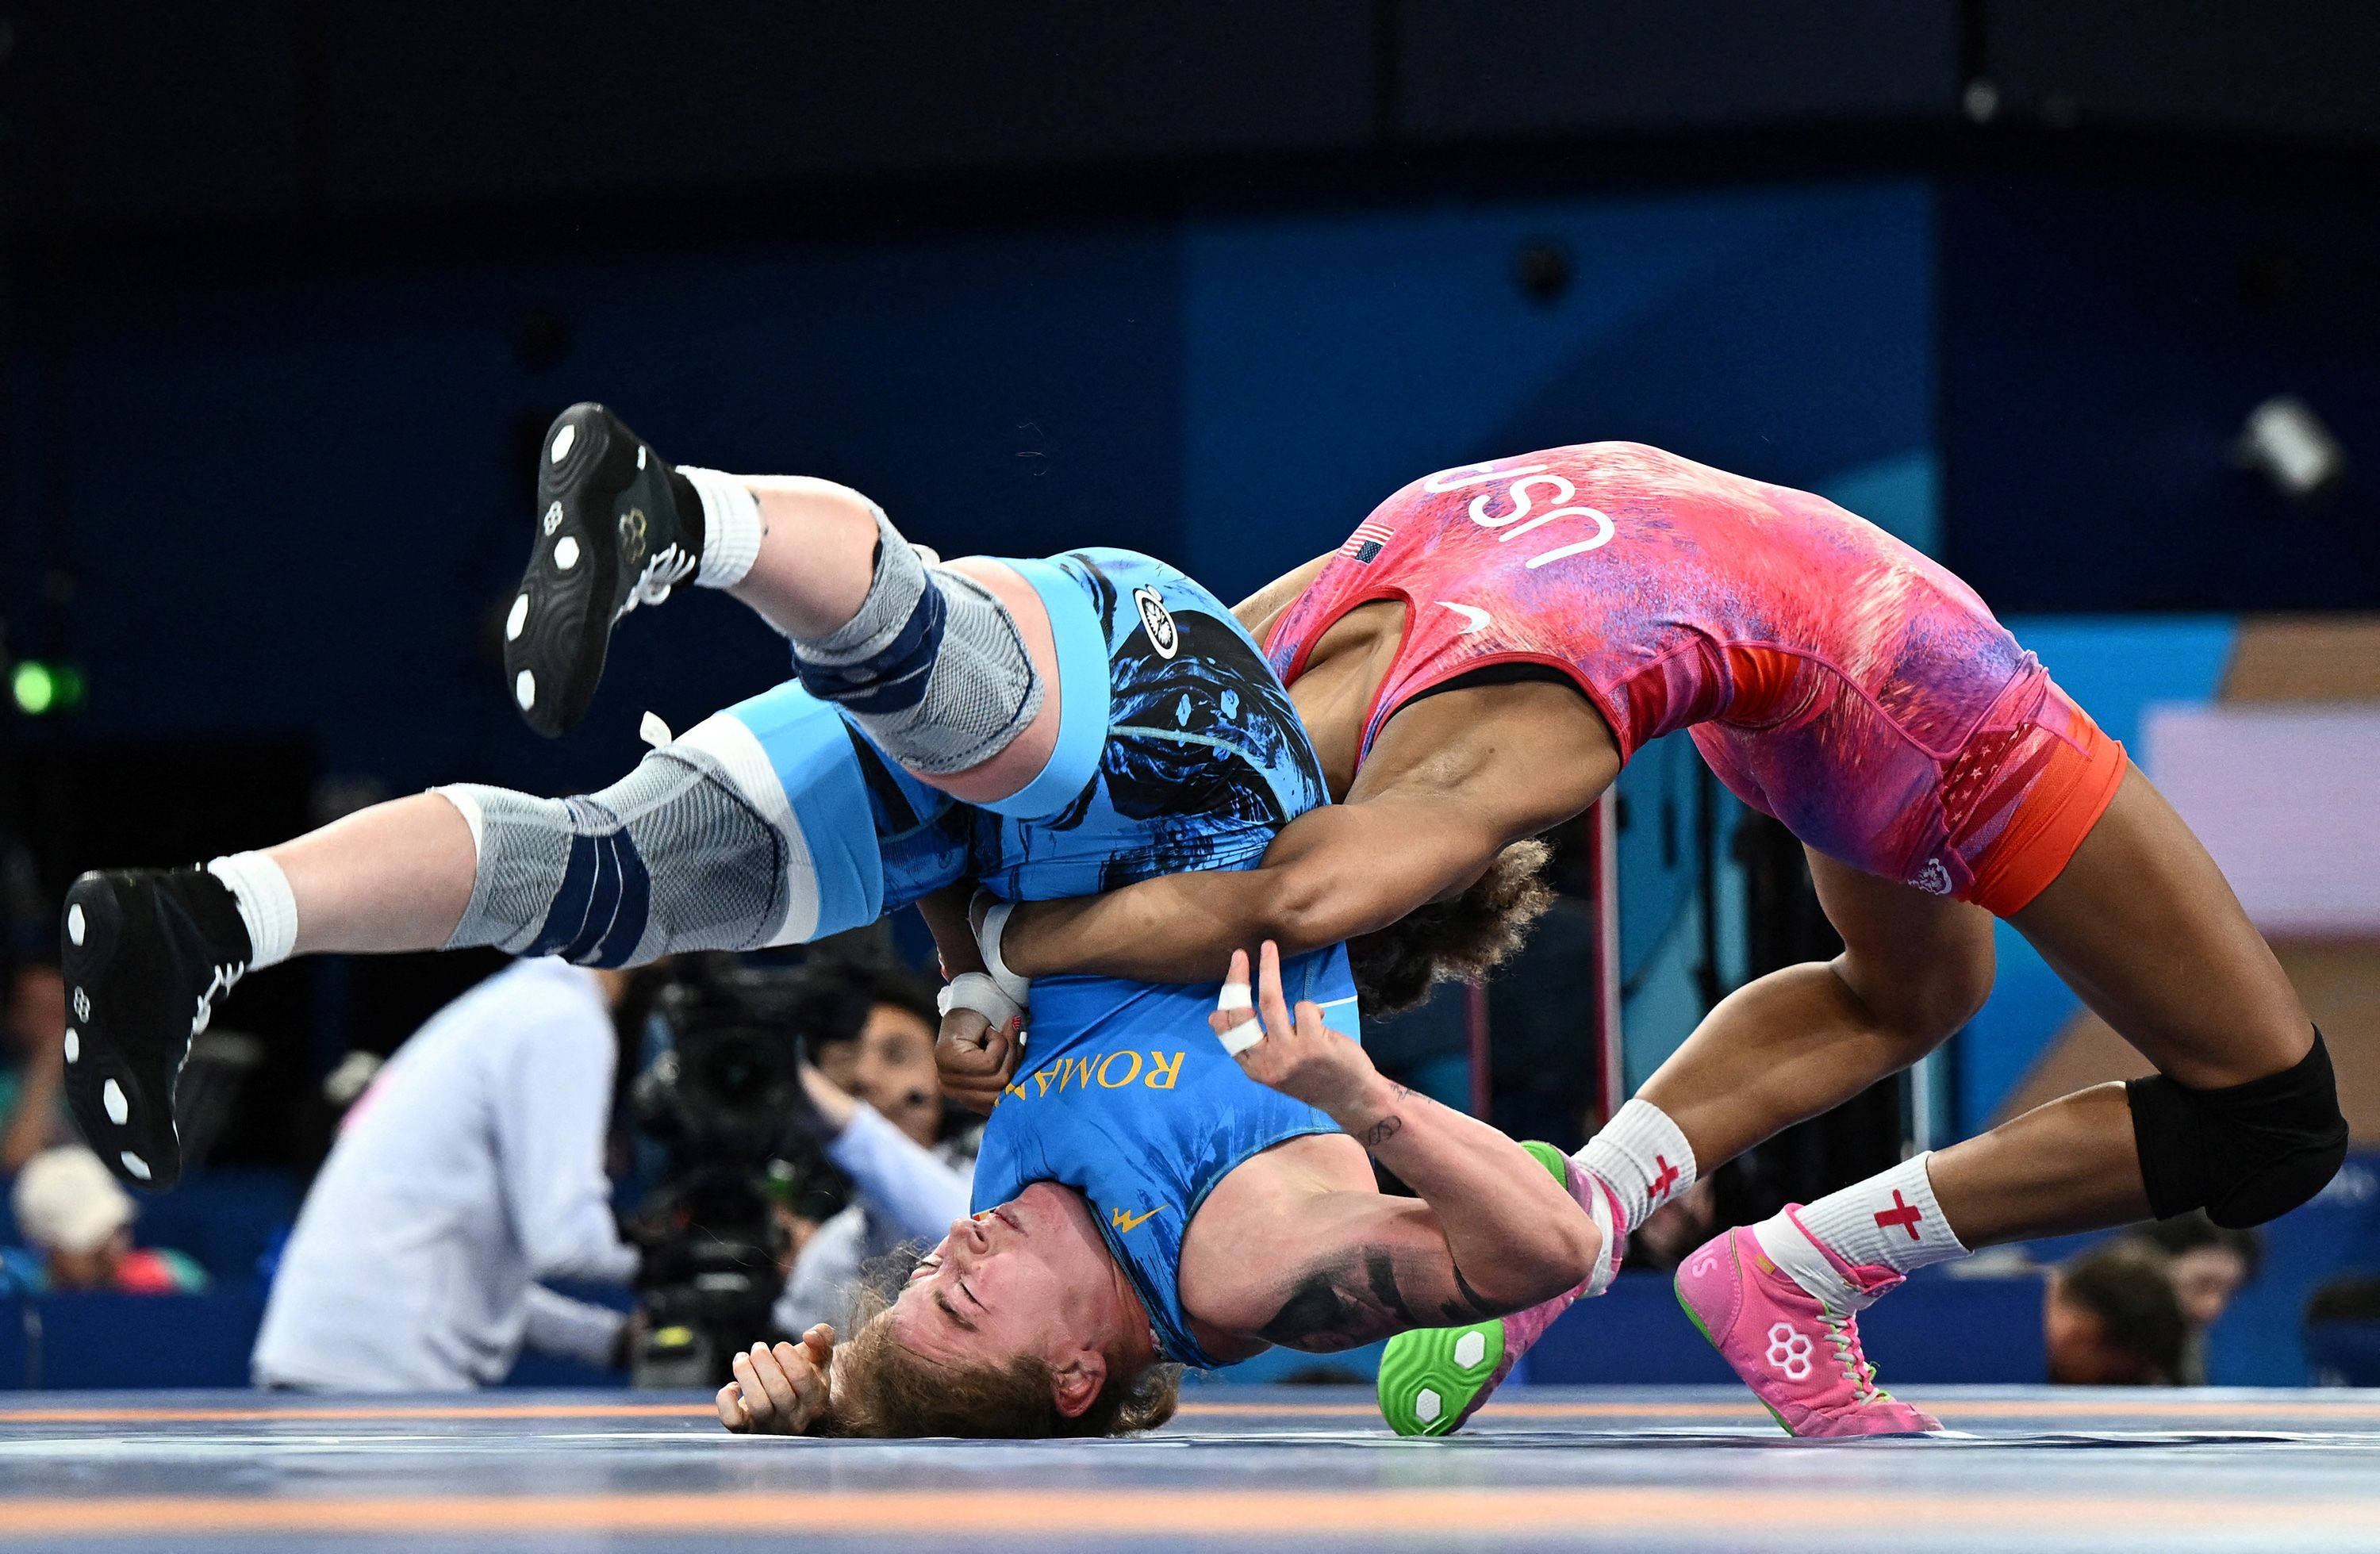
[1215,942,1602,1353]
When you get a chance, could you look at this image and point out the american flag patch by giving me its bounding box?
[1339,522,1393,562]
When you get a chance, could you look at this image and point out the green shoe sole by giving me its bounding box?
[1377,1318,1506,1436]
[1375,1142,1571,1437]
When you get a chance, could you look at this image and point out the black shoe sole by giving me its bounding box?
[60,873,186,1193]
[504,402,678,738]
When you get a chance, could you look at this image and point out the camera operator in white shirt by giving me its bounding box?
[251,959,650,1391]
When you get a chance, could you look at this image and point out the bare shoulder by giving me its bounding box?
[1231,554,1335,641]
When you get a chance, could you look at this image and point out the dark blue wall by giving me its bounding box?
[1944,174,2380,612]
[10,228,1184,801]
[11,182,1936,808]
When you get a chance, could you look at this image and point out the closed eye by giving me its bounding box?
[934,1291,978,1333]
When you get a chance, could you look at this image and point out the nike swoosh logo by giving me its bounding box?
[1110,1207,1164,1234]
[1437,601,1493,633]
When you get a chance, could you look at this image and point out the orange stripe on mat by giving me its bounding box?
[3,1487,2377,1541]
[0,1404,711,1425]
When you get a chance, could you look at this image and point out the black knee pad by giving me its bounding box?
[2127,1027,2349,1228]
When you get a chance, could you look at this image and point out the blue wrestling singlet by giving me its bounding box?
[971,951,1359,1369]
[697,547,1355,1368]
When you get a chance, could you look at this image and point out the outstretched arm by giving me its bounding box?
[998,680,1616,985]
[1004,797,1506,983]
[1213,944,1599,1352]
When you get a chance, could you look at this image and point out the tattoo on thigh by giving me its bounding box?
[1443,1262,1493,1325]
[1258,1249,1421,1351]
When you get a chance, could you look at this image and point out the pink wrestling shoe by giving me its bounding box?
[1376,1143,1626,1437]
[1674,1209,1940,1439]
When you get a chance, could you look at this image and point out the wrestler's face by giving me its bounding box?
[888,1184,1117,1391]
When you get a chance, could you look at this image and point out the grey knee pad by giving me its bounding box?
[790,507,1043,776]
[863,566,1046,774]
[434,745,792,968]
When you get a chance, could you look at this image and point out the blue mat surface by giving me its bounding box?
[2,1386,2378,1550]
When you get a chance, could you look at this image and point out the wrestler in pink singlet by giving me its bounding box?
[1265,443,2124,916]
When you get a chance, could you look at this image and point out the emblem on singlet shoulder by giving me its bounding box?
[1111,1204,1165,1234]
[1909,858,1952,896]
[1133,586,1179,660]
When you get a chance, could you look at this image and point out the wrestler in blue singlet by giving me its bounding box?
[693,549,1357,1368]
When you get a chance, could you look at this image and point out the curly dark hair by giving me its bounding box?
[1345,839,1557,1017]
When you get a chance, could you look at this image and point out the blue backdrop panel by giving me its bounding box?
[0,1297,22,1389]
[22,1288,267,1390]
[1956,616,2236,1131]
[1179,180,1936,603]
[1526,1267,2046,1386]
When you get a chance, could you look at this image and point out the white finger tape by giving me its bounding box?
[1216,980,1253,1013]
[1216,1017,1265,1057]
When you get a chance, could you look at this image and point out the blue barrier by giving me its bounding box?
[1187,1266,2048,1388]
[11,1287,267,1390]
[501,1352,629,1390]
[1526,1267,2047,1386]
[0,1296,23,1387]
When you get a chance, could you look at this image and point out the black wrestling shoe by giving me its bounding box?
[505,402,708,737]
[58,867,254,1193]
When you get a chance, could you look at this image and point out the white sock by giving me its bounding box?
[205,853,298,972]
[1753,1152,1969,1311]
[1576,1098,1696,1235]
[678,466,762,589]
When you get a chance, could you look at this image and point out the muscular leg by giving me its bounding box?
[232,692,889,969]
[1929,764,2318,1243]
[1636,850,1995,1170]
[1626,762,2327,1252]
[1649,763,2328,1437]
[127,475,1072,971]
[271,793,475,956]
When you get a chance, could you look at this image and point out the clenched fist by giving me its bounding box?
[935,1007,1023,1116]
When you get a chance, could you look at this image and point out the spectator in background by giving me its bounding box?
[2132,1213,2261,1332]
[773,961,977,1338]
[1630,1177,1720,1272]
[2129,1212,2261,1383]
[0,958,71,1173]
[250,959,647,1391]
[2044,1240,2186,1386]
[2,1145,206,1293]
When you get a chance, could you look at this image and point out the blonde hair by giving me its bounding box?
[817,1260,1180,1438]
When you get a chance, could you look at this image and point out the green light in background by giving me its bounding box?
[13,661,56,715]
